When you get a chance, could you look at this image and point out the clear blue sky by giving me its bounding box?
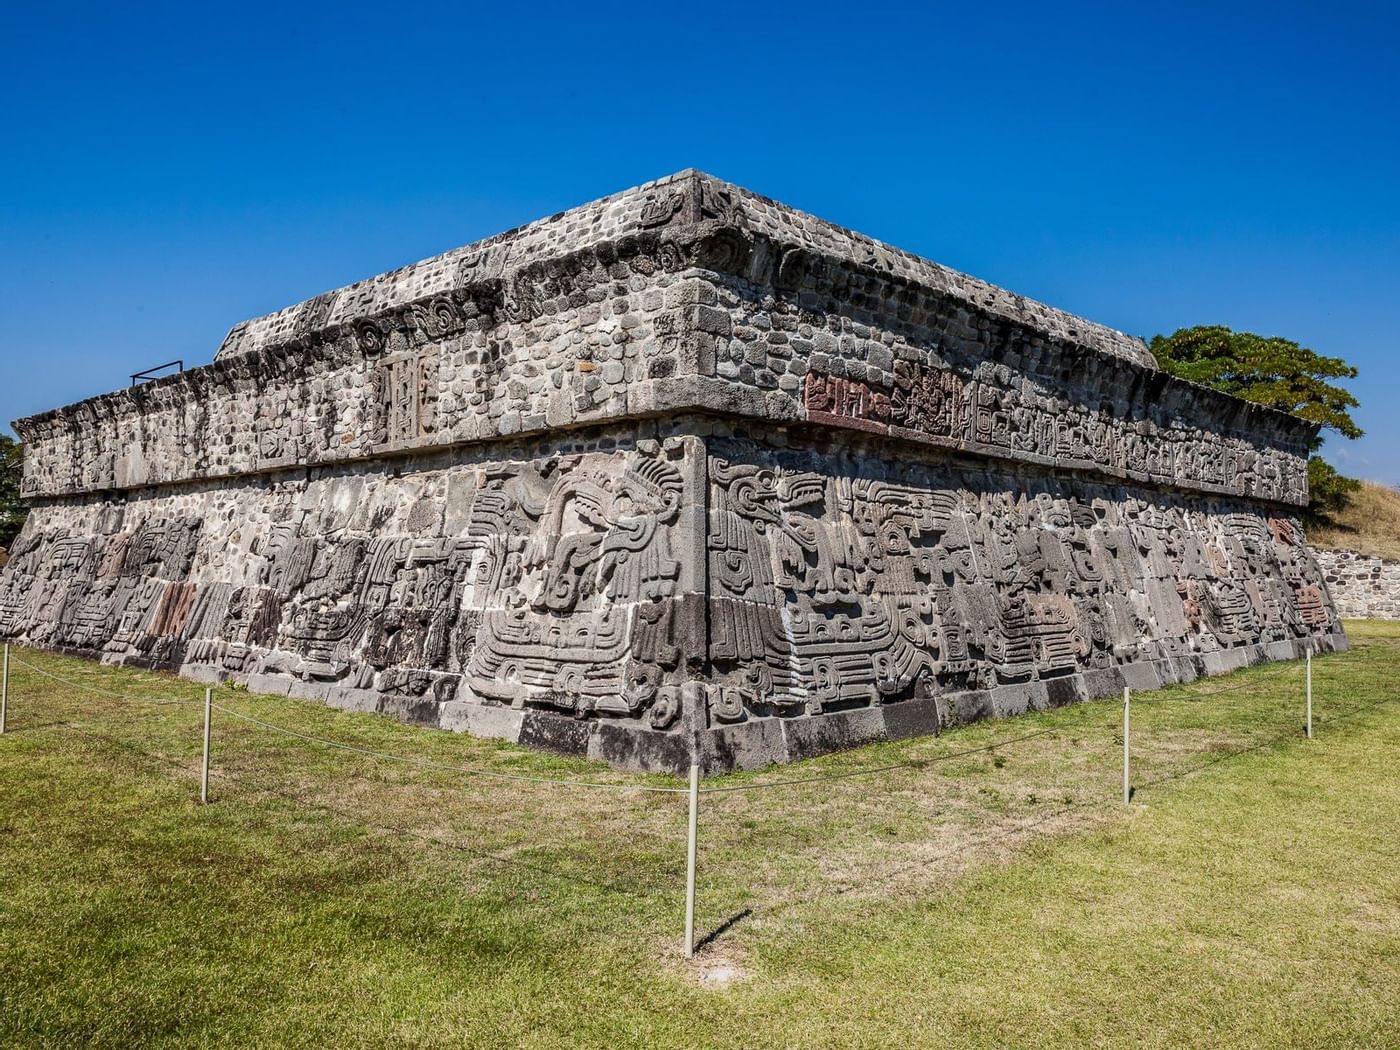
[2,1,1396,481]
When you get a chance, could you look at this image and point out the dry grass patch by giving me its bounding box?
[1312,478,1400,559]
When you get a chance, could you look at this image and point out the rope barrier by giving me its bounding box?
[1131,691,1394,793]
[698,727,1063,795]
[42,680,1392,944]
[11,654,200,707]
[7,644,1315,798]
[9,637,1392,955]
[1130,657,1304,702]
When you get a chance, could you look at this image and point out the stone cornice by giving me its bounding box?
[13,172,1318,509]
[15,200,1317,458]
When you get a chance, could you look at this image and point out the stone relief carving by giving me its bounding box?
[372,342,440,448]
[638,176,741,232]
[639,190,686,228]
[462,442,686,721]
[702,438,1335,724]
[0,442,690,730]
[0,430,1345,772]
[804,365,1308,504]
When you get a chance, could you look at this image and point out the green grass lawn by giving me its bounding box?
[1,623,1397,1048]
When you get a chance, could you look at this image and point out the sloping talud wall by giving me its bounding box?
[0,171,1345,772]
[0,419,1344,772]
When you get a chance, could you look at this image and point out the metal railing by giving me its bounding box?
[130,360,184,386]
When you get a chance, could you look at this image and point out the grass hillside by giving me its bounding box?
[0,626,1397,1048]
[1311,480,1400,561]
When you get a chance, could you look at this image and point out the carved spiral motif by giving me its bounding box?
[354,320,385,356]
[694,229,750,273]
[418,297,461,337]
[709,687,746,724]
[656,239,685,273]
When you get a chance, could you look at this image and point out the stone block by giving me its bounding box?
[699,717,788,774]
[1120,662,1165,692]
[883,696,944,741]
[439,699,522,741]
[781,707,887,763]
[247,673,294,697]
[519,710,593,758]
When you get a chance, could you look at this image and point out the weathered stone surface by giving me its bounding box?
[0,171,1345,773]
[1315,548,1400,620]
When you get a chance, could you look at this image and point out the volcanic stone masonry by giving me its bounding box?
[1314,548,1400,620]
[0,170,1347,773]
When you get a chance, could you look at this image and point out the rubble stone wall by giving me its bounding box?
[1315,548,1400,620]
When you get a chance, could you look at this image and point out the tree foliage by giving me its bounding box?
[0,436,26,549]
[1307,455,1362,521]
[1150,326,1362,525]
[1149,325,1361,450]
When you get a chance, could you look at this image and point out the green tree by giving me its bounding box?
[0,435,26,549]
[1149,325,1362,524]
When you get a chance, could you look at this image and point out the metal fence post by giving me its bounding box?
[200,687,212,803]
[1,642,9,735]
[1122,685,1131,805]
[1306,647,1313,740]
[683,761,699,958]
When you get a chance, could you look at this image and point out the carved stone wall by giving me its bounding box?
[0,422,1344,772]
[1314,548,1400,620]
[695,427,1339,767]
[1,171,1344,772]
[0,429,709,764]
[16,171,1312,507]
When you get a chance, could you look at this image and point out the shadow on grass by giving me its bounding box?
[695,908,753,953]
